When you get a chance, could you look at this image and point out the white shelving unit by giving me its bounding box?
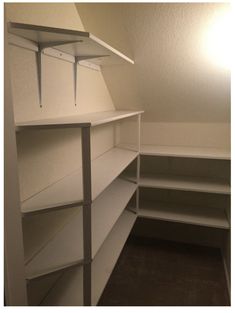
[133,146,230,232]
[24,178,137,279]
[22,147,138,214]
[6,21,143,306]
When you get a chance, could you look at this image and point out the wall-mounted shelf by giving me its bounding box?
[8,22,134,65]
[139,201,229,229]
[8,22,134,106]
[22,147,138,215]
[16,110,143,131]
[25,178,136,279]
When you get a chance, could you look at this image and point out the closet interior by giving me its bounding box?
[4,3,231,306]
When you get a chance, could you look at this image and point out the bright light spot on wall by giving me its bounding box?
[202,9,232,69]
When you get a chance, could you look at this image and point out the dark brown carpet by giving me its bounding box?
[98,236,230,306]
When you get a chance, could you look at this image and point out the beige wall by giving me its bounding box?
[77,3,230,148]
[6,3,115,201]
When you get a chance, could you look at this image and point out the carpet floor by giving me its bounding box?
[98,236,230,306]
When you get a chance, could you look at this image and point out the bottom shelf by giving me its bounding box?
[139,201,229,229]
[36,209,136,306]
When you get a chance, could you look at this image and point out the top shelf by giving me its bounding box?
[16,110,143,130]
[8,22,134,66]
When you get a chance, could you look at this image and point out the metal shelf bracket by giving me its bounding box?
[36,40,82,107]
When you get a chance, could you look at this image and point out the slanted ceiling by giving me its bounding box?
[76,3,230,123]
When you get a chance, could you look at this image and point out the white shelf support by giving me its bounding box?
[74,57,79,106]
[36,49,43,107]
[136,114,141,213]
[81,126,92,306]
[36,40,81,107]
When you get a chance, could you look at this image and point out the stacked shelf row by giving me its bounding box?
[18,110,142,305]
[122,144,230,229]
[24,177,137,279]
[22,147,138,214]
[8,22,143,306]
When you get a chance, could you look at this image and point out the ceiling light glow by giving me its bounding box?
[202,9,232,69]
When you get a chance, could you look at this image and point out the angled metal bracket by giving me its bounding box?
[73,55,109,106]
[36,40,82,107]
[73,55,108,106]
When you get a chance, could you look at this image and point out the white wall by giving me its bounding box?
[77,3,230,149]
[6,3,115,201]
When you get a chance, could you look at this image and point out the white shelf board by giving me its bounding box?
[22,147,138,214]
[118,143,230,160]
[91,209,136,305]
[141,144,230,160]
[8,22,134,65]
[41,210,136,305]
[139,201,229,229]
[16,110,143,130]
[25,178,137,279]
[140,174,230,194]
[23,206,80,263]
[91,179,137,258]
[124,173,230,194]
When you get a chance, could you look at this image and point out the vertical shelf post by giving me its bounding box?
[81,126,92,306]
[74,57,79,106]
[36,49,42,107]
[136,114,141,213]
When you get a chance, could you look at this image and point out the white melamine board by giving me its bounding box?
[91,209,136,305]
[141,144,230,160]
[41,210,136,305]
[23,207,80,263]
[124,173,230,195]
[91,179,136,258]
[16,110,143,129]
[8,22,134,65]
[25,207,83,279]
[25,178,136,279]
[139,174,230,194]
[118,143,230,160]
[139,201,229,229]
[22,147,138,213]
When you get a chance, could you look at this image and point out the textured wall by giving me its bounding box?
[77,3,230,123]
